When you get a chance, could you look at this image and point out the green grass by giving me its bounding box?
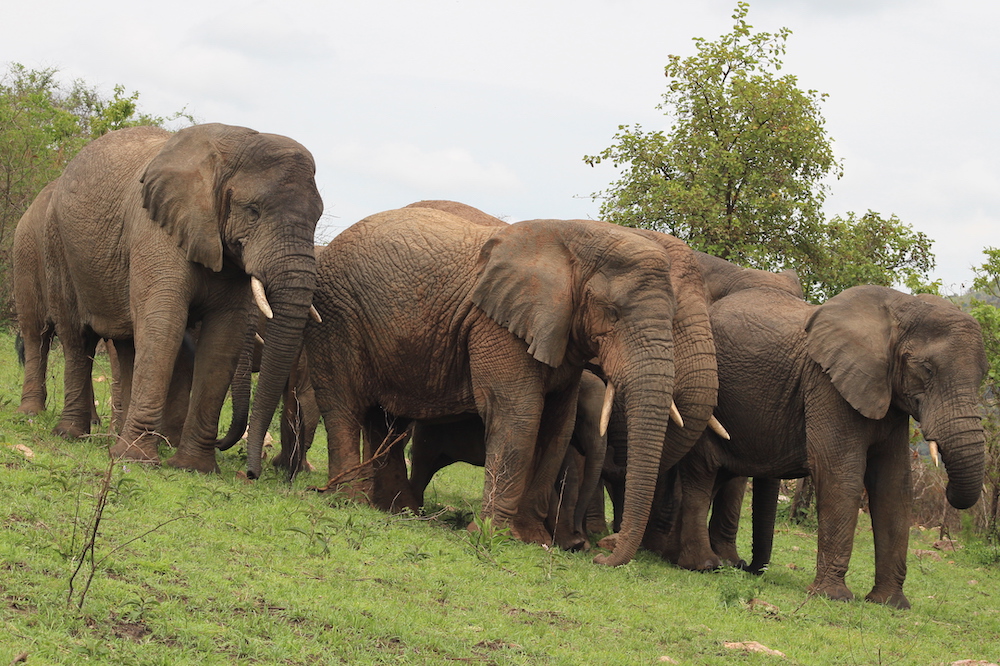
[2,328,1000,664]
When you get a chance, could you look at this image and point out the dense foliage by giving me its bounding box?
[0,63,189,320]
[584,3,934,302]
[969,248,1000,538]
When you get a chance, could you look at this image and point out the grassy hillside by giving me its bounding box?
[1,329,999,664]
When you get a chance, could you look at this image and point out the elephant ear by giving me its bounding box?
[471,222,574,368]
[141,123,258,272]
[805,285,896,420]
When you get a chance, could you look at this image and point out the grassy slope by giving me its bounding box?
[1,330,999,665]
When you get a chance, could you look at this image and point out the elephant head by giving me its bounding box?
[140,123,323,478]
[472,219,681,565]
[806,285,988,509]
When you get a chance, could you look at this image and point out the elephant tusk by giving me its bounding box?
[255,333,265,346]
[309,304,323,323]
[708,415,731,441]
[251,277,273,319]
[670,401,684,429]
[928,440,940,467]
[599,381,615,437]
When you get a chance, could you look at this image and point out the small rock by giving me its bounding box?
[724,641,785,657]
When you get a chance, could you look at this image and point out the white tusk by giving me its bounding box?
[670,401,684,429]
[255,333,265,346]
[309,304,323,323]
[928,440,940,467]
[599,381,615,437]
[251,277,273,319]
[708,415,731,441]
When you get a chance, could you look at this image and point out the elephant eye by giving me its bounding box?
[604,304,621,323]
[246,203,261,222]
[910,358,934,381]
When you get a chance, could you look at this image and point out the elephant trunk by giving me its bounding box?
[216,328,254,451]
[594,330,674,567]
[926,400,986,510]
[245,262,316,479]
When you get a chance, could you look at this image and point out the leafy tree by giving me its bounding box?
[808,211,935,300]
[584,2,933,302]
[0,63,189,320]
[969,248,1000,539]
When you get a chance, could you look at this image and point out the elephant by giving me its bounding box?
[669,284,987,609]
[663,252,804,568]
[408,370,610,550]
[41,123,323,472]
[294,206,717,566]
[12,180,83,419]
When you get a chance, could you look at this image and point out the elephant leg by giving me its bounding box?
[53,330,100,440]
[159,333,195,447]
[317,394,369,498]
[571,372,609,538]
[479,394,545,542]
[514,385,579,548]
[746,477,780,575]
[110,339,134,435]
[808,451,866,603]
[274,347,314,477]
[365,412,419,513]
[17,323,53,415]
[409,422,462,507]
[708,474,747,568]
[583,482,609,536]
[548,449,587,550]
[672,451,723,571]
[164,311,244,473]
[863,431,912,610]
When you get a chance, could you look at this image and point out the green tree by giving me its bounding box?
[970,248,1000,539]
[584,2,933,302]
[0,63,189,320]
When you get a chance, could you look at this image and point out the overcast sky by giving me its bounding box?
[5,0,997,292]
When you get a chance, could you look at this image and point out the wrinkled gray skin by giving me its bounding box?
[408,370,609,550]
[402,201,608,548]
[674,285,987,609]
[660,253,803,569]
[12,181,95,420]
[43,123,322,472]
[299,206,713,566]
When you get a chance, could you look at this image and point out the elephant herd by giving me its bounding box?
[11,123,989,611]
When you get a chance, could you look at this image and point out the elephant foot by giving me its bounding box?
[865,588,910,610]
[553,529,589,552]
[111,437,161,465]
[322,478,373,503]
[510,518,554,547]
[676,547,723,572]
[585,517,609,536]
[53,419,91,440]
[713,544,744,568]
[807,580,855,603]
[17,400,45,416]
